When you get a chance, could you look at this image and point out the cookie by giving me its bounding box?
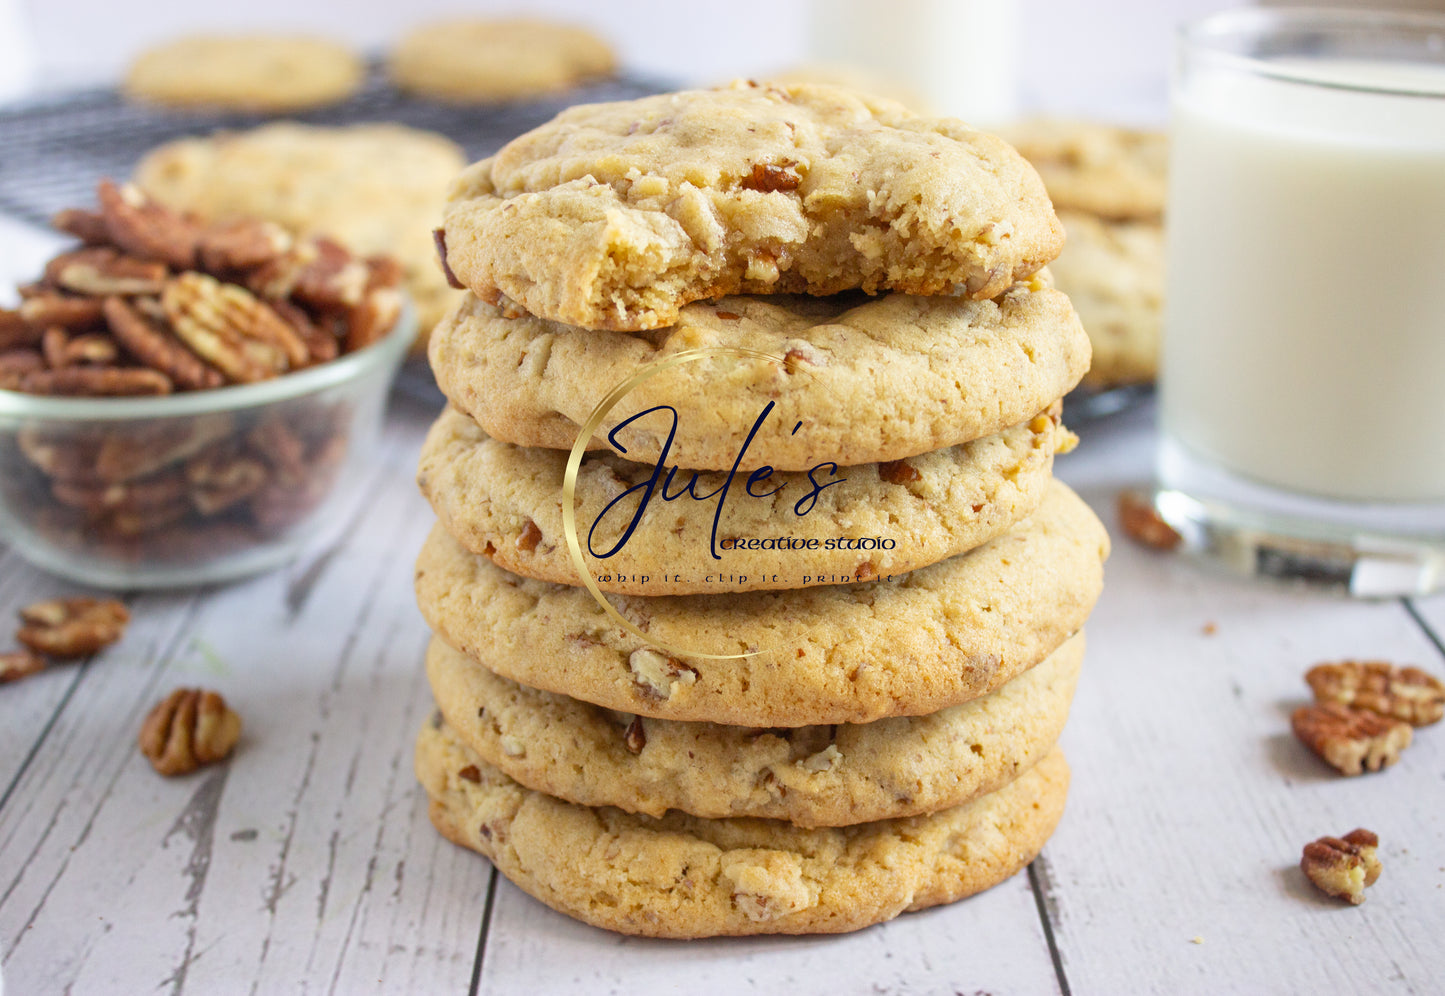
[998,118,1168,222]
[1049,211,1162,387]
[761,65,933,114]
[417,719,1069,937]
[134,123,465,338]
[428,631,1082,827]
[429,277,1090,472]
[124,35,362,112]
[414,479,1107,726]
[418,402,1068,594]
[440,81,1064,331]
[390,18,616,102]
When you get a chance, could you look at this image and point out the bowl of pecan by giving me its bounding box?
[0,180,414,589]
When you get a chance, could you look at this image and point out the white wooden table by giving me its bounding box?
[2,385,1441,996]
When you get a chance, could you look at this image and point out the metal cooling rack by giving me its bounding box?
[0,67,669,227]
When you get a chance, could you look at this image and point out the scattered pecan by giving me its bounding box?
[103,296,224,390]
[44,247,168,297]
[138,687,242,776]
[1301,829,1381,905]
[1291,702,1412,775]
[16,597,129,658]
[623,716,646,754]
[0,649,47,683]
[1117,490,1182,551]
[97,179,200,270]
[1306,660,1444,727]
[162,272,308,382]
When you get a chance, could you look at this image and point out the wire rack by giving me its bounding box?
[0,67,669,227]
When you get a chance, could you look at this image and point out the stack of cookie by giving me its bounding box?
[1002,120,1168,388]
[413,81,1109,937]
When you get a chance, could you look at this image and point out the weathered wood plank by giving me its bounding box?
[0,401,487,994]
[478,868,1063,996]
[1050,415,1445,995]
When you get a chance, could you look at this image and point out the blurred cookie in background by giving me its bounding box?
[133,123,464,348]
[389,18,616,103]
[1049,211,1162,388]
[1001,119,1167,222]
[124,35,363,112]
[762,63,933,113]
[1002,119,1166,387]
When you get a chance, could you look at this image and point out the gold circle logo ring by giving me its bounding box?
[562,345,787,661]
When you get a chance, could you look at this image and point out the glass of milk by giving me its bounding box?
[1154,7,1445,596]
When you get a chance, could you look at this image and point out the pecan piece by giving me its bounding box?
[184,447,269,514]
[92,412,232,482]
[41,327,70,368]
[1,649,47,684]
[138,688,242,776]
[740,161,802,193]
[623,716,646,754]
[249,237,368,311]
[52,471,188,515]
[196,218,293,273]
[344,287,400,352]
[44,247,168,296]
[51,207,110,245]
[627,648,699,700]
[878,460,921,485]
[63,333,121,366]
[1291,702,1412,775]
[97,179,199,269]
[162,272,308,382]
[17,597,129,658]
[21,366,172,396]
[103,296,224,390]
[0,348,45,389]
[1301,829,1381,905]
[271,299,337,365]
[1117,490,1182,551]
[433,228,465,290]
[18,294,105,331]
[0,310,44,349]
[1306,660,1444,727]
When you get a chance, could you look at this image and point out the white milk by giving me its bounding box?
[1161,59,1445,502]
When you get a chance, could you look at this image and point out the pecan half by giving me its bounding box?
[162,272,308,382]
[51,471,188,515]
[196,218,293,274]
[0,309,44,349]
[185,447,269,514]
[0,348,46,389]
[20,366,172,396]
[17,597,129,658]
[250,237,368,311]
[51,207,110,245]
[18,294,105,332]
[1291,702,1412,775]
[271,299,337,365]
[97,179,199,269]
[1301,829,1381,905]
[1306,660,1444,727]
[138,687,242,776]
[1117,490,1182,551]
[344,287,401,352]
[44,247,167,296]
[104,296,224,390]
[1,649,47,683]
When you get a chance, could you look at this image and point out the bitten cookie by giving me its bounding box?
[414,480,1108,726]
[429,276,1090,471]
[440,81,1064,330]
[998,119,1168,222]
[390,18,616,102]
[417,403,1069,594]
[429,631,1082,827]
[124,35,363,112]
[134,123,465,338]
[1049,211,1163,387]
[417,719,1070,937]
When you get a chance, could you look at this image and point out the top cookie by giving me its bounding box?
[125,35,363,112]
[390,18,616,102]
[440,81,1064,331]
[134,123,465,338]
[998,119,1168,222]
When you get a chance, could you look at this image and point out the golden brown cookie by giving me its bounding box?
[428,277,1090,471]
[417,403,1069,594]
[428,631,1082,826]
[1000,119,1168,221]
[417,719,1070,937]
[414,479,1108,726]
[441,81,1064,331]
[390,18,616,102]
[124,35,362,112]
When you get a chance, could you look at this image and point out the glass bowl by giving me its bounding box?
[0,304,414,589]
